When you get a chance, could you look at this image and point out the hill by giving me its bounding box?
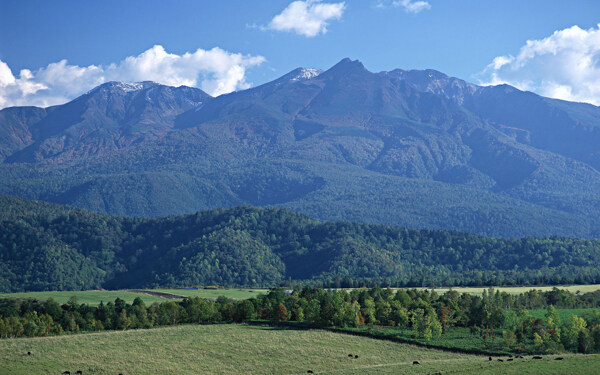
[1,60,600,237]
[1,195,600,292]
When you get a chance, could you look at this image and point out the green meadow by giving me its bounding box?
[418,284,600,295]
[147,288,268,300]
[1,324,598,374]
[0,288,267,306]
[2,284,599,307]
[0,290,169,306]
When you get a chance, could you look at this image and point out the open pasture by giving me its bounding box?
[0,290,171,306]
[417,284,600,295]
[2,284,599,307]
[0,288,267,306]
[146,288,267,300]
[1,324,599,374]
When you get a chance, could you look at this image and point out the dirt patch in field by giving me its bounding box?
[128,290,187,300]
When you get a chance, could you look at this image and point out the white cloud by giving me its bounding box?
[394,0,430,13]
[480,24,600,106]
[0,45,265,109]
[377,0,431,13]
[0,61,16,86]
[267,0,345,37]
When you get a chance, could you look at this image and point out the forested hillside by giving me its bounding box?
[1,195,600,292]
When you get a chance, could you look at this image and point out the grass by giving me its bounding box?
[338,354,600,374]
[2,284,599,307]
[338,326,510,355]
[0,288,267,306]
[1,324,598,374]
[415,285,600,295]
[0,290,170,306]
[147,288,268,300]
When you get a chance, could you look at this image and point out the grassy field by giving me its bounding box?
[416,284,600,295]
[2,284,599,307]
[339,326,509,355]
[147,288,268,300]
[0,290,171,306]
[1,324,598,374]
[0,288,267,306]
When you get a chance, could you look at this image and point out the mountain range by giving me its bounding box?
[1,58,600,238]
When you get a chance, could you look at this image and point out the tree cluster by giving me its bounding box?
[2,287,600,354]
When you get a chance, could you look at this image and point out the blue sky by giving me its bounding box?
[1,0,599,108]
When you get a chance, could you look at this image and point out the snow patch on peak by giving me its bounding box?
[116,82,145,92]
[291,68,322,82]
[87,81,159,95]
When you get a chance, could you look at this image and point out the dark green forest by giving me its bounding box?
[1,194,600,292]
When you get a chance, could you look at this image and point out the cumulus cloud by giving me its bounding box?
[267,0,345,37]
[377,0,431,13]
[0,45,265,109]
[480,24,600,106]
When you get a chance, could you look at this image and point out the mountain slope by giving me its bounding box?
[3,82,211,163]
[395,69,600,171]
[0,60,599,237]
[0,106,49,160]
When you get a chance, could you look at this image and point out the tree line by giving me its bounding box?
[2,287,600,354]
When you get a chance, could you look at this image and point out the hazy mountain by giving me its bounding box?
[1,59,599,238]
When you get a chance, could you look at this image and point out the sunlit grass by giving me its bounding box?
[0,290,169,306]
[1,324,599,374]
[2,285,599,308]
[0,288,267,306]
[413,284,600,295]
[148,288,267,300]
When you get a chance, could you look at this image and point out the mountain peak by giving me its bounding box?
[87,81,160,95]
[277,67,323,83]
[328,58,367,73]
[493,83,521,93]
[290,68,322,81]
